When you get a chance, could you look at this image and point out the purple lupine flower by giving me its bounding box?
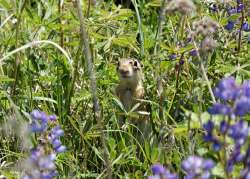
[203,120,214,133]
[243,22,250,31]
[23,110,66,179]
[208,103,231,115]
[228,120,250,146]
[169,54,177,60]
[213,77,240,101]
[23,146,57,179]
[242,81,250,97]
[52,139,62,148]
[235,97,250,116]
[203,120,222,151]
[149,164,178,179]
[225,21,235,31]
[189,49,197,57]
[182,156,215,179]
[219,120,229,134]
[179,59,185,65]
[226,146,245,173]
[49,114,57,121]
[240,148,250,178]
[240,168,250,179]
[30,110,48,132]
[51,126,64,138]
[55,145,67,153]
[49,126,66,154]
[237,4,244,12]
[228,8,237,15]
[151,164,165,175]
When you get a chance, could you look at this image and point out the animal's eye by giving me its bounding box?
[129,61,133,65]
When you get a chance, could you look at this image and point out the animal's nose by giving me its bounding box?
[119,69,129,75]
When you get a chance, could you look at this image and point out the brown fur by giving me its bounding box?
[115,58,144,111]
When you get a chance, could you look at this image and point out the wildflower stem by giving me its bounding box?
[200,62,216,103]
[154,0,167,122]
[187,22,216,103]
[131,0,144,57]
[74,1,112,179]
[237,0,245,55]
[179,15,186,41]
[0,40,73,67]
[153,0,167,55]
[12,0,27,97]
[58,0,64,48]
[167,54,183,123]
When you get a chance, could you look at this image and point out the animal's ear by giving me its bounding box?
[116,61,120,71]
[133,59,143,69]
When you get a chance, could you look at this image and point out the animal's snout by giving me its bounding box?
[119,69,129,76]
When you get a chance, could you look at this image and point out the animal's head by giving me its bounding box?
[116,58,143,80]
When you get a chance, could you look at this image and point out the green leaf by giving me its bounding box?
[0,75,14,82]
[33,96,57,104]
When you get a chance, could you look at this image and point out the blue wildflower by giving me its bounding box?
[225,21,235,31]
[151,164,165,175]
[213,77,240,101]
[203,120,214,133]
[228,8,237,15]
[228,120,250,145]
[226,146,245,173]
[235,97,250,116]
[203,120,222,151]
[189,49,197,57]
[30,110,48,132]
[149,164,178,179]
[220,120,229,134]
[169,54,177,60]
[49,114,57,121]
[243,22,250,31]
[237,4,244,12]
[23,110,66,179]
[182,156,215,179]
[23,146,57,179]
[49,126,66,153]
[242,81,250,97]
[208,103,231,115]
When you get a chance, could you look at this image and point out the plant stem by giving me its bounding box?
[200,61,216,103]
[167,55,183,121]
[58,0,64,48]
[153,0,167,55]
[74,1,112,178]
[131,0,144,57]
[66,46,81,113]
[187,23,216,103]
[154,0,167,122]
[12,0,27,97]
[0,40,72,66]
[237,0,245,54]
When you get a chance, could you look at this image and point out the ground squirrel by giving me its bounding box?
[115,58,151,142]
[115,58,144,112]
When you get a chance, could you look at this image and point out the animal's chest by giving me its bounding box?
[121,89,134,111]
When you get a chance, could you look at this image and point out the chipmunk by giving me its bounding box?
[115,58,144,112]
